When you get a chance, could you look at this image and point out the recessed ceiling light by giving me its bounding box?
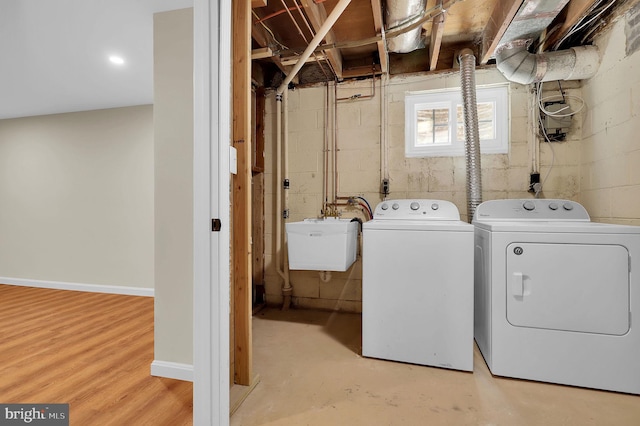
[109,55,125,65]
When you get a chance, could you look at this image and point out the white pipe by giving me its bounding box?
[275,93,286,287]
[496,40,600,85]
[276,0,352,94]
[281,89,292,310]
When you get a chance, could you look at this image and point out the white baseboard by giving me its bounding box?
[0,277,154,297]
[151,360,194,382]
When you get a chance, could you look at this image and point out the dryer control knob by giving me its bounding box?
[381,203,388,210]
[563,202,574,211]
[392,203,400,210]
[549,202,559,210]
[410,202,420,211]
[523,201,535,211]
[431,203,439,211]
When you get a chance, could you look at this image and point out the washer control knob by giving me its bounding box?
[431,203,439,211]
[392,203,400,210]
[563,202,574,211]
[523,201,535,211]
[380,203,388,210]
[410,202,420,211]
[549,202,558,210]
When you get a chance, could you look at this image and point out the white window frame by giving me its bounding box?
[405,84,509,157]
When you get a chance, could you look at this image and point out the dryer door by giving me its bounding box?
[506,242,630,335]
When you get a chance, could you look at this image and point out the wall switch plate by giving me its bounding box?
[229,146,237,175]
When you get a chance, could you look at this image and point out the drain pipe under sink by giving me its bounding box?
[274,0,352,310]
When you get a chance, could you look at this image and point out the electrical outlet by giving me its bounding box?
[529,173,540,193]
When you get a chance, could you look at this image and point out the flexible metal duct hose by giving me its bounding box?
[459,49,482,222]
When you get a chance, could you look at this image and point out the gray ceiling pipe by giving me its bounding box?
[496,39,600,85]
[386,0,426,53]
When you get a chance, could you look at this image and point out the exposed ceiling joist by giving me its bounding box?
[429,9,446,70]
[252,0,267,7]
[370,0,388,74]
[251,12,290,74]
[480,0,523,64]
[542,0,600,50]
[300,0,344,79]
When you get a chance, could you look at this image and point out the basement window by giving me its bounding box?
[405,85,509,157]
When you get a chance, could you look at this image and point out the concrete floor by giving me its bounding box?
[231,307,640,426]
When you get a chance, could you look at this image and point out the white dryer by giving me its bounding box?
[362,199,474,371]
[473,198,640,394]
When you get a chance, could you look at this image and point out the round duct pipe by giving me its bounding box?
[496,40,600,85]
[386,0,426,53]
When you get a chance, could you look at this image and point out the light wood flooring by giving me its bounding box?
[0,284,192,425]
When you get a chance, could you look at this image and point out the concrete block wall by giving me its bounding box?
[580,9,640,225]
[263,68,582,312]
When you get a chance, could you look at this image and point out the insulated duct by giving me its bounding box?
[386,0,426,53]
[496,40,600,85]
[459,49,482,221]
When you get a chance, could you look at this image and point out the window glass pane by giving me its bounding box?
[416,108,449,145]
[456,102,495,140]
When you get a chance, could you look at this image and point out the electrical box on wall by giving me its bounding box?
[542,102,572,141]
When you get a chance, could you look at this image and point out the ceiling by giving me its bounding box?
[251,0,631,87]
[0,0,193,119]
[1,0,630,120]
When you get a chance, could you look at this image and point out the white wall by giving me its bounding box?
[264,68,582,311]
[580,8,640,225]
[0,105,154,289]
[153,8,194,367]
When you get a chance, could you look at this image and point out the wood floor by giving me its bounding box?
[0,284,192,425]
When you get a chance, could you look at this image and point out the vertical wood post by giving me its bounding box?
[232,0,252,386]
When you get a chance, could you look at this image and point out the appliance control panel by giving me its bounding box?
[473,199,590,221]
[373,199,460,220]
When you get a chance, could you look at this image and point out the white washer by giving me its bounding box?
[473,198,640,394]
[362,199,474,371]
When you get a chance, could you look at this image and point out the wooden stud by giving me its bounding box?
[232,0,253,387]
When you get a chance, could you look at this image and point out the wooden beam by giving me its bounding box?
[252,47,273,59]
[251,0,267,7]
[251,13,290,73]
[480,0,523,64]
[542,0,599,50]
[341,64,382,79]
[232,0,253,387]
[370,0,388,74]
[429,10,446,71]
[300,0,344,79]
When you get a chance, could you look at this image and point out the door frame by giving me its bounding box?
[193,0,231,424]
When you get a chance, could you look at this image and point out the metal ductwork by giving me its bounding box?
[459,49,482,221]
[386,0,426,53]
[495,0,600,83]
[496,40,600,85]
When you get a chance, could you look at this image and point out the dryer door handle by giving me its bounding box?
[512,272,524,297]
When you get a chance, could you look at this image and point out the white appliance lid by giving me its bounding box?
[372,199,461,221]
[473,199,590,222]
